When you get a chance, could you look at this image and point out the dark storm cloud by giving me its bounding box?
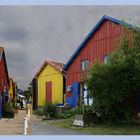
[0,6,140,89]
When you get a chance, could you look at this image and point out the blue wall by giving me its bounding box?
[66,82,78,108]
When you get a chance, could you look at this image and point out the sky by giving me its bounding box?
[1,5,140,89]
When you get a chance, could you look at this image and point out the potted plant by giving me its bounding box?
[2,101,14,118]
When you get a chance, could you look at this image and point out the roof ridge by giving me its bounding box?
[47,60,65,65]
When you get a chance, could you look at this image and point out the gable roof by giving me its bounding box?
[35,60,65,78]
[0,47,9,85]
[63,15,139,71]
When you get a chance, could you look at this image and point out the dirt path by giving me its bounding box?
[0,110,32,135]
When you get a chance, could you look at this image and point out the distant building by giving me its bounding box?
[33,60,65,109]
[13,82,18,107]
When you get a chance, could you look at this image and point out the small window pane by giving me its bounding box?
[104,55,109,64]
[81,60,89,71]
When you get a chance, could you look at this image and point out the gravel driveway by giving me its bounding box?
[32,116,88,135]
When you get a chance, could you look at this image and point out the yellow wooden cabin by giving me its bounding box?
[34,60,65,107]
[8,78,14,100]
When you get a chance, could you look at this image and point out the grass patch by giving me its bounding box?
[47,119,140,135]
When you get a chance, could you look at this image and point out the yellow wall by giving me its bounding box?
[37,64,63,107]
[8,79,13,99]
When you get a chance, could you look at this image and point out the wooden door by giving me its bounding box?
[46,81,52,103]
[72,82,78,108]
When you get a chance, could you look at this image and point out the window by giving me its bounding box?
[104,55,109,64]
[81,60,89,71]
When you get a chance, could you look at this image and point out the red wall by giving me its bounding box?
[0,57,9,94]
[66,20,131,97]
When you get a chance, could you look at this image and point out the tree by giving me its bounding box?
[24,82,32,102]
[85,32,140,124]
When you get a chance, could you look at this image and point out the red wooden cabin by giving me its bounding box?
[63,15,139,109]
[0,47,10,118]
[0,47,9,94]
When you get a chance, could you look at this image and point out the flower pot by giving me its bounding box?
[2,111,14,118]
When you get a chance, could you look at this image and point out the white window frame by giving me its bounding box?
[81,59,89,71]
[104,55,109,64]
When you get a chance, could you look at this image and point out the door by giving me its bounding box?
[83,83,88,105]
[83,83,93,106]
[79,83,89,106]
[72,82,78,108]
[46,81,52,103]
[80,83,93,106]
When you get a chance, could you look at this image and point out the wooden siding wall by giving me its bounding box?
[0,57,9,94]
[66,20,131,96]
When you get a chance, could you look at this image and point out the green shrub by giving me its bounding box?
[38,108,45,116]
[57,107,83,119]
[83,105,94,113]
[47,104,56,118]
[42,103,57,118]
[2,101,13,112]
[2,101,14,118]
[85,32,140,124]
[33,107,44,116]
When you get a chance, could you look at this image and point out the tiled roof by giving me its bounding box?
[35,60,65,78]
[48,60,64,70]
